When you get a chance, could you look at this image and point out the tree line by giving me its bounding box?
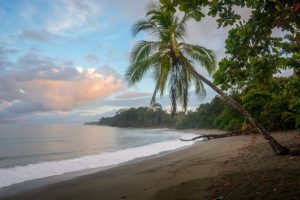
[99,75,299,132]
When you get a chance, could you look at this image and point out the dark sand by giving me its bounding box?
[1,130,300,200]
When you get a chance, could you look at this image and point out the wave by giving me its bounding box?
[0,138,196,188]
[0,151,74,162]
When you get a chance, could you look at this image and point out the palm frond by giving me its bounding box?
[132,20,160,37]
[148,8,174,35]
[181,43,217,75]
[130,41,160,63]
[175,14,192,40]
[150,56,171,105]
[194,78,206,96]
[125,52,160,85]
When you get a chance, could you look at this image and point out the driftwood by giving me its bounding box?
[180,131,242,142]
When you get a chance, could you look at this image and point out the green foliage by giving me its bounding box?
[160,1,300,29]
[214,22,297,90]
[241,76,300,130]
[242,89,271,122]
[99,106,174,128]
[213,104,244,131]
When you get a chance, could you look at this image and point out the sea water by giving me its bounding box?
[0,124,197,188]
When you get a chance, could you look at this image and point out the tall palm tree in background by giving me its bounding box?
[125,5,290,155]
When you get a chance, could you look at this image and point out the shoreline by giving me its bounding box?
[0,139,200,198]
[0,128,210,197]
[0,127,215,192]
[1,130,299,200]
[0,129,248,200]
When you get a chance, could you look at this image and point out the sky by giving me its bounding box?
[0,0,232,124]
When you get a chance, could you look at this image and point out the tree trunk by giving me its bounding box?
[191,70,290,155]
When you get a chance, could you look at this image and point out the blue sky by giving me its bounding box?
[0,0,231,123]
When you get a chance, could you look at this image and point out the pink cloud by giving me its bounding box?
[23,77,122,111]
[0,66,124,113]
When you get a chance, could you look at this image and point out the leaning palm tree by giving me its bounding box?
[125,5,290,155]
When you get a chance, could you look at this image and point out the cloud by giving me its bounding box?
[19,3,37,21]
[15,53,75,73]
[0,46,18,56]
[0,46,18,71]
[85,54,99,63]
[17,53,57,68]
[0,100,13,111]
[20,74,122,111]
[182,7,251,70]
[0,60,15,71]
[46,0,103,34]
[95,65,121,78]
[0,66,123,113]
[42,0,157,36]
[109,0,156,22]
[185,16,229,62]
[0,52,124,118]
[116,91,152,99]
[19,29,55,42]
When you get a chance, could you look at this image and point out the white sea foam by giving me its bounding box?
[0,138,196,188]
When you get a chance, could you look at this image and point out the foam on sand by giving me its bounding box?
[0,138,196,188]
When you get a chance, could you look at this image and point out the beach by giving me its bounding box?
[1,130,300,200]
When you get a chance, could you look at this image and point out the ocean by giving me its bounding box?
[0,124,196,188]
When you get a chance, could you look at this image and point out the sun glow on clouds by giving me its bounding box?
[22,76,122,111]
[0,66,124,116]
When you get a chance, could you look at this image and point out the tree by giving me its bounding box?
[126,4,215,116]
[126,4,291,155]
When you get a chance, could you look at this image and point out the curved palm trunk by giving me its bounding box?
[192,71,290,155]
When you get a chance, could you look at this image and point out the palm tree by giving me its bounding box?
[125,5,290,155]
